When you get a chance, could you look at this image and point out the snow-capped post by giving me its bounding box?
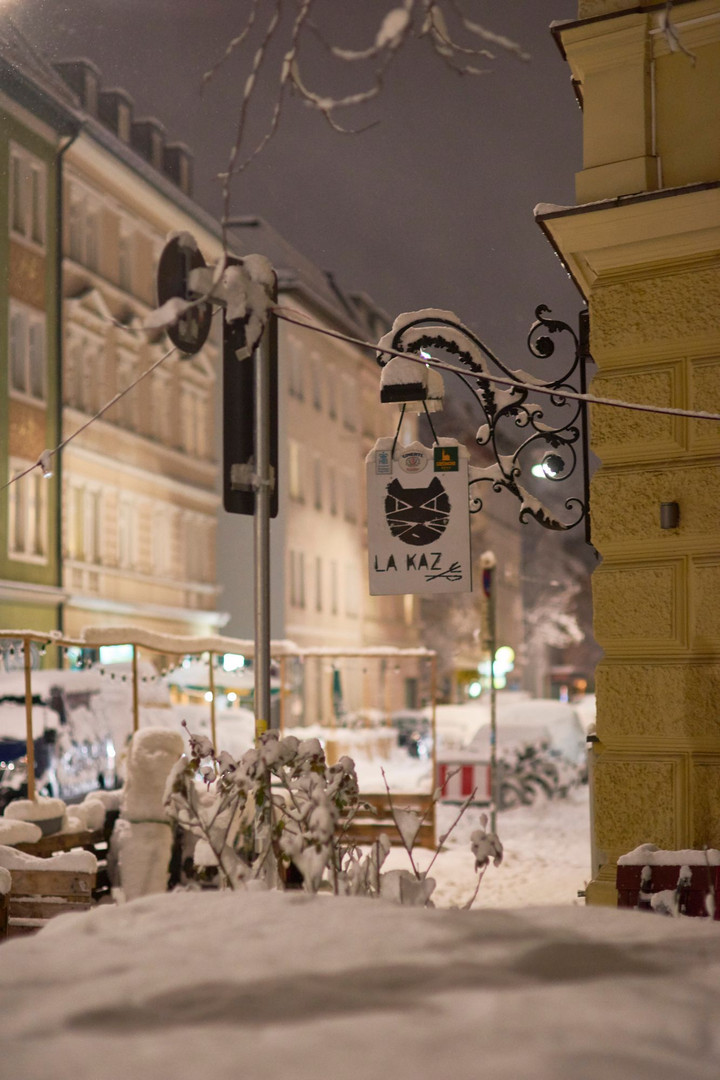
[22,637,35,801]
[149,233,278,743]
[480,551,498,834]
[131,643,139,732]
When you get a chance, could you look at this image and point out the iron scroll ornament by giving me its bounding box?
[375,306,589,531]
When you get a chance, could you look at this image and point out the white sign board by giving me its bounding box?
[366,438,472,595]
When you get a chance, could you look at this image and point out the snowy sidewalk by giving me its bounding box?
[383,783,591,910]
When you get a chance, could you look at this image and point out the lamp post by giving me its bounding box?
[481,552,498,834]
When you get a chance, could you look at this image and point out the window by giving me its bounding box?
[118,225,134,292]
[8,459,47,563]
[345,563,359,618]
[69,485,102,564]
[327,372,337,419]
[315,555,323,612]
[342,377,357,431]
[65,332,103,414]
[330,560,339,615]
[343,472,357,523]
[289,550,306,608]
[311,362,322,410]
[152,510,172,577]
[328,466,337,516]
[185,513,209,582]
[288,440,304,502]
[9,144,46,247]
[313,457,323,511]
[117,498,138,569]
[116,354,136,430]
[152,371,172,445]
[67,183,102,270]
[180,385,208,457]
[9,301,45,401]
[289,351,304,400]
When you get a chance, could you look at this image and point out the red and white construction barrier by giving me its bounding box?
[436,760,491,804]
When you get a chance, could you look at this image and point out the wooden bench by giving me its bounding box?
[0,847,97,940]
[342,792,436,849]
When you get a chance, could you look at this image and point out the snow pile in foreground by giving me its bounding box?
[2,889,720,1080]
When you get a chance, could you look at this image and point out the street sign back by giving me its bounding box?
[156,233,213,355]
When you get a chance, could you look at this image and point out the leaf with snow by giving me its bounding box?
[395,808,423,850]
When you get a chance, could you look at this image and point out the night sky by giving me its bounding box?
[12,0,584,366]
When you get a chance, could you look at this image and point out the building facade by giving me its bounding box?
[539,0,720,903]
[0,27,74,639]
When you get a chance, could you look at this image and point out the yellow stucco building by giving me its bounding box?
[539,0,720,902]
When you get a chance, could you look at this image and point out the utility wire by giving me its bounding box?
[2,343,178,493]
[6,297,720,496]
[273,305,720,425]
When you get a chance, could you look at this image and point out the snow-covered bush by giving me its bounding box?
[165,727,501,906]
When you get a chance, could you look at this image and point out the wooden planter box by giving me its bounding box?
[617,863,720,918]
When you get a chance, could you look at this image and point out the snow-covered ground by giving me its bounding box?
[386,784,591,910]
[3,880,720,1080]
[3,775,720,1079]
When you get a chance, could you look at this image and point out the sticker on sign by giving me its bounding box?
[366,438,472,595]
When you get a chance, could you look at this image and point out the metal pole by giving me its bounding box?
[132,644,139,733]
[254,342,272,740]
[279,655,287,736]
[488,569,498,835]
[430,653,438,847]
[23,638,35,801]
[208,651,217,748]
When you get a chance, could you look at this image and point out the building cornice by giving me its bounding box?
[535,182,720,296]
[0,578,68,605]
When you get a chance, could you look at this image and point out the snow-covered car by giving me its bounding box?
[0,685,116,811]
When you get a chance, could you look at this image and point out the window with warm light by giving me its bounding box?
[7,459,48,563]
[9,300,45,402]
[9,143,46,247]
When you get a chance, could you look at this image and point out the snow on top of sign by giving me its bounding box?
[166,230,199,251]
[221,254,275,361]
[618,844,720,866]
[0,865,10,895]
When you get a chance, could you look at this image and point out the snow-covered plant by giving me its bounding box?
[165,728,503,907]
[165,726,362,893]
[373,767,503,910]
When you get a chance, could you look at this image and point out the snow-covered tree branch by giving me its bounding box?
[205,1,528,229]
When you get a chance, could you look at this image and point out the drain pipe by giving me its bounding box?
[54,124,81,643]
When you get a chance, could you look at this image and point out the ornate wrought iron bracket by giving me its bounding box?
[376,306,590,532]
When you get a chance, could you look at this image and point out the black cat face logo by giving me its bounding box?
[385,476,450,546]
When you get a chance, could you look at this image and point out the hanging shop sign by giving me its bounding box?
[366,438,472,596]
